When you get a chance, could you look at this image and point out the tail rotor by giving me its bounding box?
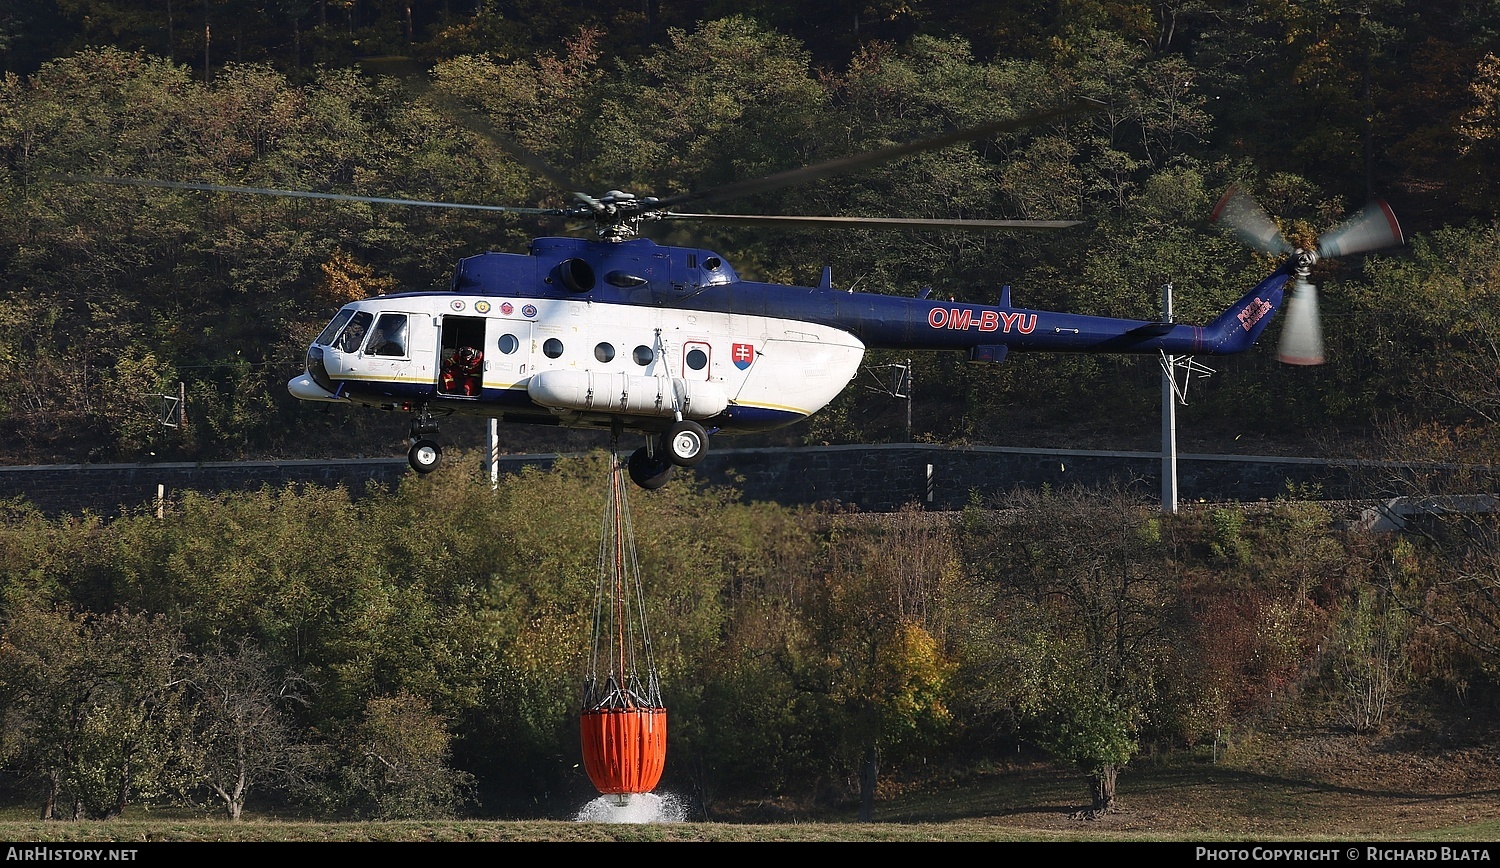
[1210,185,1292,258]
[1315,199,1404,260]
[1210,185,1403,366]
[1278,275,1325,366]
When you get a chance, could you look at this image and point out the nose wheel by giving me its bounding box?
[407,407,443,474]
[409,438,442,473]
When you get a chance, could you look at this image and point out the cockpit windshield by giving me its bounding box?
[333,311,375,353]
[315,309,355,346]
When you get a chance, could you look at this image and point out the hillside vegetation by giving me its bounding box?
[1,1,1498,833]
[2,4,1500,465]
[0,452,1493,824]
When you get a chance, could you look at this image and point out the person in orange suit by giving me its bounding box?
[442,345,482,396]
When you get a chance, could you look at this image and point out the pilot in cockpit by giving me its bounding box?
[367,325,405,357]
[337,321,365,352]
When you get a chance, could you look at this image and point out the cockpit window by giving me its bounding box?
[367,313,408,357]
[335,311,374,353]
[315,309,355,346]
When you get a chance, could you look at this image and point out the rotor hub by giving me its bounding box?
[1294,249,1319,280]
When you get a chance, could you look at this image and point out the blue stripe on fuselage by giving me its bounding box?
[414,237,1290,359]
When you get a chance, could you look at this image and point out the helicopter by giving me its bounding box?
[78,99,1404,490]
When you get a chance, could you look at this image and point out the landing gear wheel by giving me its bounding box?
[409,438,442,473]
[627,447,675,490]
[663,420,708,467]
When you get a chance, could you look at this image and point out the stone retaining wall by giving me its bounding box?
[0,444,1382,517]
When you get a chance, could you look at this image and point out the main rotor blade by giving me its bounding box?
[419,88,604,213]
[360,55,603,212]
[66,175,569,216]
[650,98,1104,212]
[661,212,1082,231]
[1316,199,1403,259]
[1277,277,1325,366]
[1210,185,1292,256]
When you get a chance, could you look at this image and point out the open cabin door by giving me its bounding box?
[438,315,487,398]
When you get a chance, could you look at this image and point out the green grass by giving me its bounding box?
[2,749,1496,842]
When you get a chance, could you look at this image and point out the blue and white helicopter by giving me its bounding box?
[84,103,1403,489]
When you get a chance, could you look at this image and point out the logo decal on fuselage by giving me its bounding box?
[732,343,754,370]
[1237,297,1272,331]
[927,308,1037,334]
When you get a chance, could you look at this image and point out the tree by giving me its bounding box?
[333,691,473,819]
[959,485,1175,816]
[1327,576,1410,733]
[0,602,192,819]
[589,16,826,200]
[1457,53,1500,215]
[1360,416,1500,697]
[1331,218,1500,647]
[182,637,316,820]
[768,506,960,819]
[1337,224,1500,436]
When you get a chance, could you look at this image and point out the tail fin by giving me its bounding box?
[1200,267,1292,354]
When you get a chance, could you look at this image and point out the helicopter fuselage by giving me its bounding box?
[288,235,1294,483]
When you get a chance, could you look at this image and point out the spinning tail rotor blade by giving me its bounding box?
[1280,199,1401,366]
[1316,199,1403,258]
[1213,185,1403,368]
[1277,277,1325,366]
[1210,185,1292,256]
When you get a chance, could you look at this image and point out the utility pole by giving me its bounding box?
[905,358,912,442]
[1161,284,1178,514]
[489,418,499,489]
[1158,284,1215,513]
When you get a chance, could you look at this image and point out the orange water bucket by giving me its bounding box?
[580,706,667,795]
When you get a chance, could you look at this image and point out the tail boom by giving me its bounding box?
[827,265,1292,357]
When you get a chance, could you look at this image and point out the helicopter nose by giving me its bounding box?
[288,373,344,403]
